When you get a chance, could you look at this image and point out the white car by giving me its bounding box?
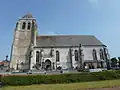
[89,69,103,72]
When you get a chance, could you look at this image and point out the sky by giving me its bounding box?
[0,0,120,60]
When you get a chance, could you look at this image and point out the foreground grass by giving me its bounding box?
[2,79,120,90]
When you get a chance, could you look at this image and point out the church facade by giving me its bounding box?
[10,14,110,71]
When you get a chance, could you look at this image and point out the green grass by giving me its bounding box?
[2,79,120,90]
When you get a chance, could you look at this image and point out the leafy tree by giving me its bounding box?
[111,57,117,67]
[118,57,120,68]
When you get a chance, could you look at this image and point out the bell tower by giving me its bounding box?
[10,14,38,70]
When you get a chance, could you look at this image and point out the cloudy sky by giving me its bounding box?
[0,0,120,60]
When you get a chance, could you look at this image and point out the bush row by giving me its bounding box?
[1,70,120,86]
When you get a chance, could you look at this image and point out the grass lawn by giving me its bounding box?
[2,79,120,90]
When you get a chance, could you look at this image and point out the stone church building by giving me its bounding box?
[10,14,110,71]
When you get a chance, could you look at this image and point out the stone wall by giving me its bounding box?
[31,45,108,70]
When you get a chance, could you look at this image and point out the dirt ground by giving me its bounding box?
[89,87,120,90]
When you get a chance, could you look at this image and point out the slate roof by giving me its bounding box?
[36,35,105,47]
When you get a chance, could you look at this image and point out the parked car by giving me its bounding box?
[89,69,103,72]
[27,70,32,74]
[111,67,120,70]
[0,81,3,87]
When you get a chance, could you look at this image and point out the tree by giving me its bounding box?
[111,57,117,67]
[118,57,120,68]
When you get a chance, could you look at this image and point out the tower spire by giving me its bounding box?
[22,13,33,19]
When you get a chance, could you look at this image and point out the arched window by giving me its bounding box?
[22,22,26,29]
[36,51,39,63]
[16,22,18,29]
[56,50,60,62]
[74,50,78,61]
[100,49,104,60]
[27,22,31,30]
[93,49,97,60]
[50,48,54,57]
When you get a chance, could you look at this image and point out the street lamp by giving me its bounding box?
[6,55,8,61]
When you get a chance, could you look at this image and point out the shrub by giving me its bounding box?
[1,70,120,86]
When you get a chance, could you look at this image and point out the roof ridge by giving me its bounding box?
[37,35,94,37]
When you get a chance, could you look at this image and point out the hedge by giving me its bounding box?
[1,70,120,86]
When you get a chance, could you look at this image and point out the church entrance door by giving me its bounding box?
[45,59,51,71]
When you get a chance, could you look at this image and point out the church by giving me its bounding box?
[10,14,110,71]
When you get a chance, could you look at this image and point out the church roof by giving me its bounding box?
[22,13,33,18]
[36,35,105,47]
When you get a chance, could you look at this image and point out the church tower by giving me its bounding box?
[10,14,38,70]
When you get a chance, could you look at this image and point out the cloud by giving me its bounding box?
[44,32,59,35]
[88,0,100,7]
[88,0,99,4]
[47,32,57,34]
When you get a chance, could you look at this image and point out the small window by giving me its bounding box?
[74,50,78,61]
[22,22,26,29]
[56,50,60,62]
[27,22,31,30]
